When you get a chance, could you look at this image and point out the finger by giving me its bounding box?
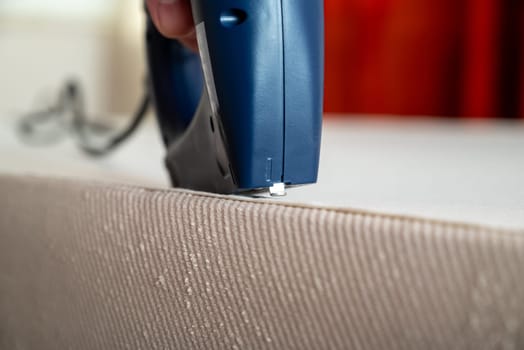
[179,33,199,52]
[146,0,195,40]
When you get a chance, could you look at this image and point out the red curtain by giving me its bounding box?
[324,0,524,118]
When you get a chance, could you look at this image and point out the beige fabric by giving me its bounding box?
[1,175,524,349]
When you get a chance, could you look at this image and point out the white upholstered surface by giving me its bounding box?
[1,114,523,229]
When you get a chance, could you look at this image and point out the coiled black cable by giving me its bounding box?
[18,80,150,157]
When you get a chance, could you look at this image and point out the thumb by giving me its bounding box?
[146,0,198,51]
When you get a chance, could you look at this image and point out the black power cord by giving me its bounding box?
[18,80,150,157]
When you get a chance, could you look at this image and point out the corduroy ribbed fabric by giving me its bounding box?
[0,175,523,349]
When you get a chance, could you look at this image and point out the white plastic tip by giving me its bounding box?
[269,183,286,197]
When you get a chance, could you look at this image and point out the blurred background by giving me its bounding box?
[0,0,144,116]
[325,0,523,119]
[0,0,522,118]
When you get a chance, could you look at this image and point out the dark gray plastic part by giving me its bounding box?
[165,89,237,194]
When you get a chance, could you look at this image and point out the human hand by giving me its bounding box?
[146,0,198,51]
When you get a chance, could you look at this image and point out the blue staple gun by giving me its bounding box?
[146,1,324,195]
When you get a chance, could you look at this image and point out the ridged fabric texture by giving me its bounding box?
[1,175,523,349]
